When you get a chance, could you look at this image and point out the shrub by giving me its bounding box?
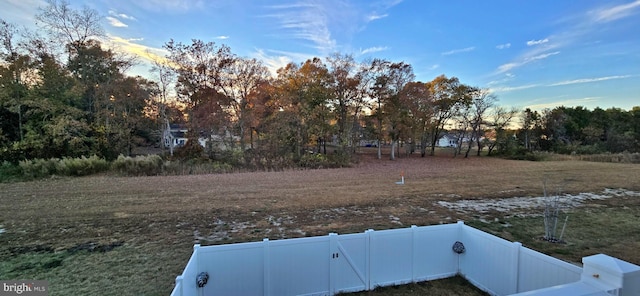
[0,161,22,182]
[112,154,164,176]
[58,155,109,176]
[298,153,329,169]
[19,158,58,179]
[19,155,109,179]
[172,139,205,160]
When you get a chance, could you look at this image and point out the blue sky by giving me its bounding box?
[2,0,639,111]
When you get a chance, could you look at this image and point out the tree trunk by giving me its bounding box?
[464,137,473,158]
[390,140,396,160]
[420,136,428,157]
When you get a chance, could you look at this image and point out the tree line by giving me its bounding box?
[1,0,638,169]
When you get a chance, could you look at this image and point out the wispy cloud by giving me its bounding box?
[591,0,640,23]
[132,0,206,13]
[360,46,388,54]
[549,75,631,86]
[526,38,549,46]
[263,0,402,54]
[106,17,128,28]
[497,51,560,73]
[367,13,388,21]
[429,64,439,70]
[105,35,167,63]
[441,46,475,56]
[0,0,45,25]
[215,35,230,40]
[526,97,600,110]
[252,48,315,76]
[490,84,540,93]
[265,1,337,53]
[492,1,638,76]
[108,10,137,21]
[489,75,631,95]
[496,43,511,49]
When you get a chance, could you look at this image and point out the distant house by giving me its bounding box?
[164,124,188,148]
[437,133,459,147]
[437,133,473,148]
[163,123,243,151]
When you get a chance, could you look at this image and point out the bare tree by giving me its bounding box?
[464,89,496,158]
[485,106,518,155]
[149,52,177,155]
[35,0,104,50]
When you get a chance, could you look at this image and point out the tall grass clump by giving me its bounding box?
[162,159,233,175]
[111,154,164,176]
[19,155,109,179]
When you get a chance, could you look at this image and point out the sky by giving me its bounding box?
[1,0,639,111]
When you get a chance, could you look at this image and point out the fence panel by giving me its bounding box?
[198,241,265,296]
[517,246,582,293]
[370,227,415,287]
[412,224,459,281]
[266,236,331,296]
[459,226,519,295]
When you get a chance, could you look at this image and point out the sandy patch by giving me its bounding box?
[436,188,640,216]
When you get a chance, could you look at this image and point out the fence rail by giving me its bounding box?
[170,221,638,296]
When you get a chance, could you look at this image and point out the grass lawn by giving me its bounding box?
[1,151,639,295]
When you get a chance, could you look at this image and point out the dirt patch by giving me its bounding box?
[66,241,124,253]
[436,188,640,217]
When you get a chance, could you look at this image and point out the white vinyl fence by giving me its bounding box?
[170,221,639,296]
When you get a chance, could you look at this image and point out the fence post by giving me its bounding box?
[263,238,270,296]
[329,233,338,295]
[175,275,184,296]
[512,242,522,294]
[365,229,373,291]
[456,221,465,274]
[411,225,418,282]
[193,244,201,296]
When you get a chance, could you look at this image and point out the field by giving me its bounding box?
[1,150,640,295]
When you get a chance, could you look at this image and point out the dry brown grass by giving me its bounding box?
[1,150,639,295]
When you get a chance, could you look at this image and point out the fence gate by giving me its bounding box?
[330,232,370,294]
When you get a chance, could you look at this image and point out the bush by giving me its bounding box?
[0,161,23,182]
[19,155,109,179]
[215,149,245,167]
[505,150,549,161]
[298,153,330,169]
[172,139,205,160]
[60,155,109,176]
[111,154,164,176]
